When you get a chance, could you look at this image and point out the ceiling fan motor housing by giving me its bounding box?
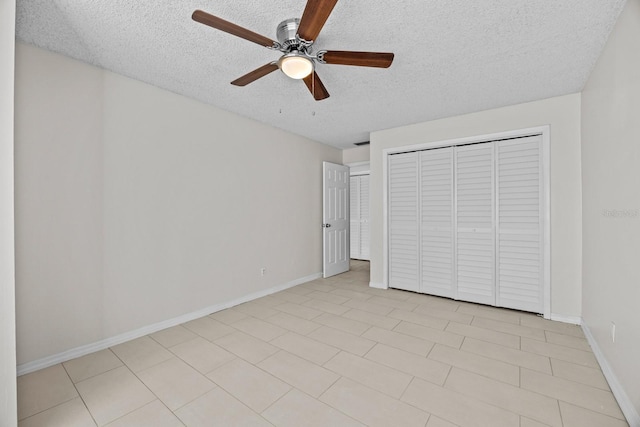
[277,18,307,51]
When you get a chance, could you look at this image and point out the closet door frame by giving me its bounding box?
[382,126,550,319]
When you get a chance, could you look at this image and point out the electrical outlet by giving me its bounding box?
[611,322,616,343]
[261,267,266,276]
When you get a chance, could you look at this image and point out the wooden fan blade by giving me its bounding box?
[321,51,394,68]
[297,0,339,42]
[303,72,330,101]
[192,10,276,48]
[231,63,279,86]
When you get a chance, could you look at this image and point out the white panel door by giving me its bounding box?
[359,175,370,260]
[323,162,350,278]
[388,153,419,292]
[420,147,455,298]
[455,143,495,305]
[350,176,361,259]
[496,136,543,312]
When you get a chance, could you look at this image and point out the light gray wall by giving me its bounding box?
[14,43,341,365]
[581,0,640,421]
[342,145,370,164]
[370,94,583,319]
[15,44,105,367]
[0,0,17,425]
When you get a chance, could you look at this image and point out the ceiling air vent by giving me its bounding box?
[354,141,370,146]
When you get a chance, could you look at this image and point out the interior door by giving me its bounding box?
[323,162,350,278]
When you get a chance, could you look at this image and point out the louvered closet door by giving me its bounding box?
[496,136,543,313]
[420,148,454,298]
[359,175,371,260]
[389,153,419,292]
[350,177,361,259]
[455,143,495,305]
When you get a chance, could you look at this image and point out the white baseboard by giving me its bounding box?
[17,272,322,376]
[582,321,640,427]
[550,313,582,325]
[369,281,388,289]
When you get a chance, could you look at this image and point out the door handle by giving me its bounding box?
[323,224,332,228]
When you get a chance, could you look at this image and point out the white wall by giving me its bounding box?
[370,94,583,319]
[14,43,341,365]
[15,44,105,367]
[581,0,640,422]
[0,1,17,425]
[342,145,370,164]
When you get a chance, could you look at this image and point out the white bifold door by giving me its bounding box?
[420,147,455,299]
[388,135,545,313]
[350,175,370,260]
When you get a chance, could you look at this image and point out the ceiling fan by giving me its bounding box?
[192,0,394,101]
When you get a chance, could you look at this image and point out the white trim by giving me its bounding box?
[382,149,389,289]
[550,313,582,325]
[582,321,640,427]
[17,272,321,376]
[541,128,551,319]
[382,126,551,316]
[348,161,370,176]
[345,161,370,168]
[382,126,549,155]
[369,281,388,289]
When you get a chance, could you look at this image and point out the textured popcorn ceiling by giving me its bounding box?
[16,0,626,149]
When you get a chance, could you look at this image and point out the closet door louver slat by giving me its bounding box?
[420,147,455,298]
[496,136,543,313]
[455,143,495,305]
[389,152,419,292]
[350,177,360,259]
[360,175,371,259]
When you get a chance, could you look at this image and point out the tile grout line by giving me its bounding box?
[18,376,89,426]
[110,350,186,426]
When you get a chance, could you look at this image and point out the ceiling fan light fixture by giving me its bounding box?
[279,53,314,79]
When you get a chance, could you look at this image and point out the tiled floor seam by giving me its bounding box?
[18,393,81,424]
[98,349,174,424]
[440,373,563,427]
[264,383,363,427]
[398,372,417,401]
[125,362,191,417]
[555,397,564,427]
[424,337,440,359]
[358,324,374,337]
[58,363,100,427]
[64,355,124,386]
[187,376,274,425]
[258,351,343,402]
[397,377,437,422]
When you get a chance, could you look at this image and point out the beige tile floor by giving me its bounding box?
[17,260,629,427]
